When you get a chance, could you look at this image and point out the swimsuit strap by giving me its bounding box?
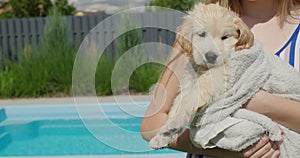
[275,23,300,67]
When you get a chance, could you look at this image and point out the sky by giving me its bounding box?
[69,0,151,14]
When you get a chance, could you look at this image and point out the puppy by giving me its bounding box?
[149,3,254,149]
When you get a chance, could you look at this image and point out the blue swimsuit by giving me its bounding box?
[187,23,300,158]
[276,24,300,71]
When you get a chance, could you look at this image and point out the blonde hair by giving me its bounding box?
[201,0,300,27]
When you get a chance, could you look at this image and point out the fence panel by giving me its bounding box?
[0,12,182,61]
[1,20,9,59]
[21,18,31,54]
[15,19,23,58]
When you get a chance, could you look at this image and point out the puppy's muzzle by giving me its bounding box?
[205,51,218,64]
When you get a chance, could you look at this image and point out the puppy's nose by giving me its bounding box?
[205,52,218,64]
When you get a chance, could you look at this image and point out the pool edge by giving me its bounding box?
[0,95,150,107]
[0,153,187,158]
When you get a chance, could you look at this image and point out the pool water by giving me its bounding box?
[0,102,181,156]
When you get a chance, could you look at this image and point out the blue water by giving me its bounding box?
[0,104,180,156]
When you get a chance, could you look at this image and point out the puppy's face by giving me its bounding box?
[176,3,254,68]
[191,18,239,67]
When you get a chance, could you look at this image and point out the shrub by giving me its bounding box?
[0,8,76,98]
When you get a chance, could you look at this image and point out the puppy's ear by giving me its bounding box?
[235,18,254,50]
[174,20,193,57]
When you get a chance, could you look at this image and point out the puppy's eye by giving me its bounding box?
[221,35,230,40]
[198,32,206,38]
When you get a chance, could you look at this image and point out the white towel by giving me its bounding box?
[190,41,300,157]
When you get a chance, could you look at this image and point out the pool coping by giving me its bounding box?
[0,95,151,124]
[0,95,150,107]
[1,153,187,158]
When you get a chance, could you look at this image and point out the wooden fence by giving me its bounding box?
[0,11,184,61]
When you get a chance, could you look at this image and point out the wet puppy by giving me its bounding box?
[149,3,254,149]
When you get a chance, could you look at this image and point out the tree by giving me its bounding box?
[148,0,200,11]
[0,0,76,19]
[53,0,76,16]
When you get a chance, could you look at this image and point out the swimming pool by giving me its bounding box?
[0,100,185,157]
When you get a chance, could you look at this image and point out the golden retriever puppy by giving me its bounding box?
[149,3,254,149]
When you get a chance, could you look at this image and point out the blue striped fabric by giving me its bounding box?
[275,24,300,67]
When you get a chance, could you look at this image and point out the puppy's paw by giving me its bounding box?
[149,128,183,149]
[149,133,174,149]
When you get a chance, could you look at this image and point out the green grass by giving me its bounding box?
[0,50,49,97]
[95,55,114,96]
[130,63,164,93]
